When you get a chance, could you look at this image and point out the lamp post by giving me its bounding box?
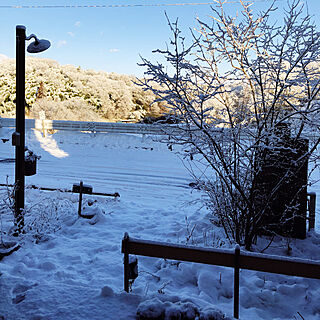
[13,25,50,232]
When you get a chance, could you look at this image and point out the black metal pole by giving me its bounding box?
[15,25,26,232]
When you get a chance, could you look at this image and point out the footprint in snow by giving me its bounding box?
[11,283,37,304]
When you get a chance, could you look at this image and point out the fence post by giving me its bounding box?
[308,192,316,231]
[122,232,130,293]
[234,244,240,319]
[78,181,83,217]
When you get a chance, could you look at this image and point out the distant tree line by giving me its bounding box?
[0,57,167,122]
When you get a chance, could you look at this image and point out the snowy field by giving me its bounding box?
[0,127,320,320]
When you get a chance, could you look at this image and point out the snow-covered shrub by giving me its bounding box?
[0,185,76,243]
[0,190,8,244]
[0,182,17,244]
[0,182,15,217]
[21,192,75,243]
[139,0,320,250]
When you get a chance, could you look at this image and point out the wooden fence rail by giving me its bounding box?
[121,233,320,319]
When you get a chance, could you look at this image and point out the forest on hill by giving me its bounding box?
[0,57,166,122]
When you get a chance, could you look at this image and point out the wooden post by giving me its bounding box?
[78,181,83,217]
[234,245,240,319]
[123,232,130,293]
[308,192,316,231]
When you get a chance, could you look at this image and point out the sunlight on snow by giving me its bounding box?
[33,129,69,158]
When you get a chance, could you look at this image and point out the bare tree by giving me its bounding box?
[139,0,320,250]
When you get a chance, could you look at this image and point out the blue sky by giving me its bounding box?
[0,0,319,76]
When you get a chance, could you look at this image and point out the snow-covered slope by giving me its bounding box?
[0,128,319,320]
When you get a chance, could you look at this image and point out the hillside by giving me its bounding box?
[0,57,166,122]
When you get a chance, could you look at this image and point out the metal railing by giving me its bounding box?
[0,117,173,135]
[0,116,229,137]
[121,232,320,319]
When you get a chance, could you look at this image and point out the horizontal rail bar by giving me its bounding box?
[0,117,226,136]
[123,237,235,267]
[0,117,172,135]
[0,184,120,197]
[239,251,320,279]
[122,237,320,280]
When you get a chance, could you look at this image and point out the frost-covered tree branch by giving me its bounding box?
[139,0,320,250]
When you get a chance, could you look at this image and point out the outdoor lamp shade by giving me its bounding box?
[27,39,51,53]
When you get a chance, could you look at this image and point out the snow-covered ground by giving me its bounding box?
[0,127,319,320]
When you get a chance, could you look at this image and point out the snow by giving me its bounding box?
[0,127,320,320]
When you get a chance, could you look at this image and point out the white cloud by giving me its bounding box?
[75,21,81,27]
[109,48,119,53]
[67,31,75,37]
[57,40,67,48]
